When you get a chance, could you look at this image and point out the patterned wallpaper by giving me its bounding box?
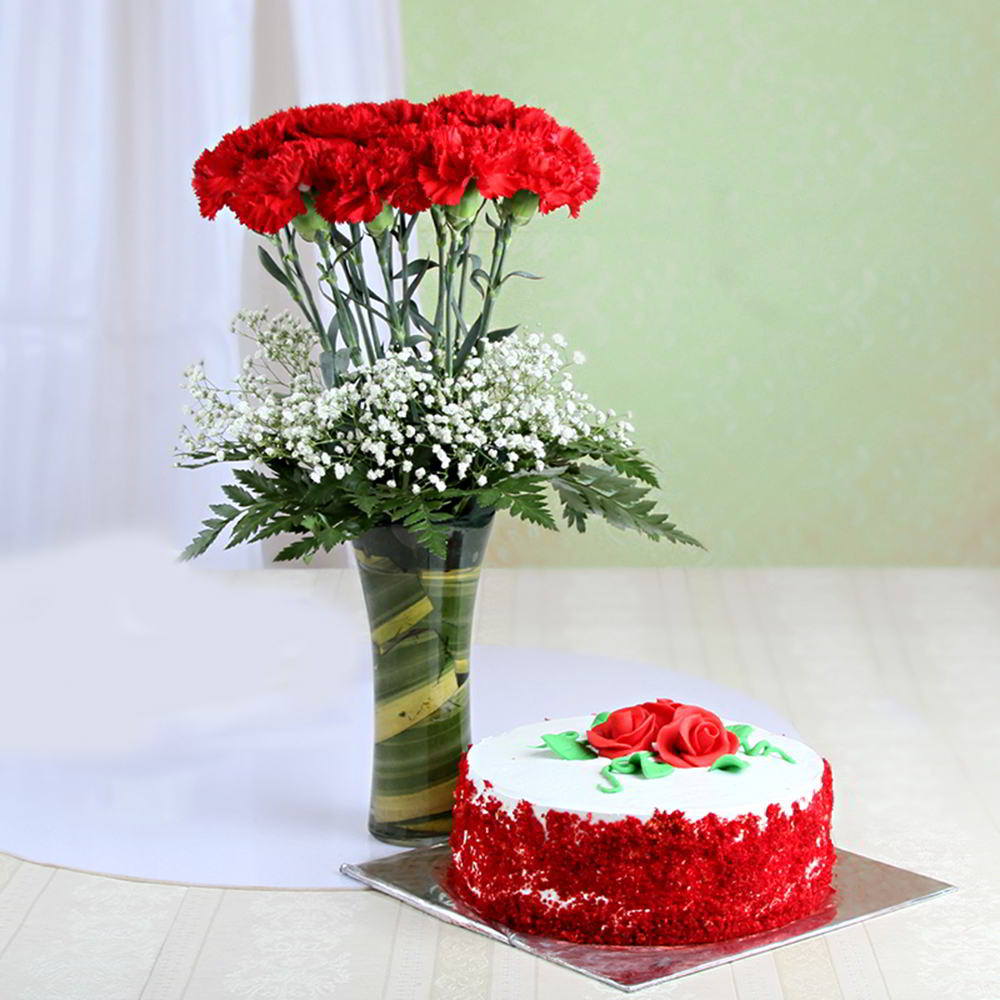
[402,1,998,566]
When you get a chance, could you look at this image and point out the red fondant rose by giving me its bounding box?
[587,699,690,758]
[587,705,658,758]
[641,698,684,727]
[654,705,740,768]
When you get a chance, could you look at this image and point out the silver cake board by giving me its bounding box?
[341,846,955,992]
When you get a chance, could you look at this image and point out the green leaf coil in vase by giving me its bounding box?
[352,506,494,845]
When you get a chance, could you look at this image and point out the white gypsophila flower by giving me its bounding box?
[178,312,631,492]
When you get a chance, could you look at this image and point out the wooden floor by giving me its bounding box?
[1,568,997,999]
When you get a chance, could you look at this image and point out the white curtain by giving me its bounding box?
[0,0,403,566]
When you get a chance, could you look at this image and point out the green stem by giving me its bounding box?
[316,231,365,366]
[373,229,402,348]
[398,213,411,339]
[445,231,462,377]
[350,223,383,359]
[456,226,473,319]
[431,208,447,372]
[270,233,323,340]
[456,215,513,373]
[283,227,324,336]
[337,246,377,364]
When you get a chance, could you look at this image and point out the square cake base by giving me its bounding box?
[341,846,954,992]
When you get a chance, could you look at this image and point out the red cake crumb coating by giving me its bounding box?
[449,755,835,945]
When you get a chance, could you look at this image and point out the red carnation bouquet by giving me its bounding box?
[194,92,599,230]
[191,92,599,377]
[179,92,699,562]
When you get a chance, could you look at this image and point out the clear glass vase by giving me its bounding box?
[353,506,494,845]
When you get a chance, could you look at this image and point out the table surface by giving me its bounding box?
[2,567,998,999]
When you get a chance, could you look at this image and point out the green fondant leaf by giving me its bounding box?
[591,711,610,727]
[597,764,623,794]
[710,754,750,773]
[609,752,643,774]
[638,753,675,779]
[746,739,796,763]
[540,731,597,761]
[726,723,754,752]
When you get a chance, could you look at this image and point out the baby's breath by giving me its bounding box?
[180,311,632,490]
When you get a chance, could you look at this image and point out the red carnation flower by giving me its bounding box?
[428,91,516,129]
[295,102,387,143]
[376,127,433,214]
[417,125,482,205]
[512,105,562,136]
[378,98,426,127]
[474,131,536,200]
[192,133,245,219]
[311,144,387,224]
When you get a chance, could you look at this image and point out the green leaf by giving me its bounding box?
[404,259,438,299]
[726,723,754,753]
[319,348,351,387]
[257,245,293,291]
[746,739,796,763]
[407,301,440,338]
[591,711,610,727]
[709,754,750,773]
[221,484,255,507]
[602,447,660,488]
[597,764,623,794]
[608,753,643,774]
[539,731,597,761]
[329,228,354,251]
[393,257,438,280]
[486,324,519,343]
[327,305,361,360]
[469,267,491,298]
[323,312,340,354]
[638,754,675,779]
[500,269,541,285]
[180,521,227,561]
[454,312,487,370]
[180,502,241,560]
[482,476,557,531]
[233,467,283,499]
[551,465,704,548]
[274,537,317,563]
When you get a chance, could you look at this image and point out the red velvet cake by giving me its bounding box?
[449,699,835,945]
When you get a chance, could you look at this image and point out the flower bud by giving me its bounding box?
[500,189,539,226]
[291,204,330,242]
[445,181,484,230]
[365,202,396,237]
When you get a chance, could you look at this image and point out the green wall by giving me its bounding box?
[401,1,998,567]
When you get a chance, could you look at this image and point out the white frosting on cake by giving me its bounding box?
[465,715,825,824]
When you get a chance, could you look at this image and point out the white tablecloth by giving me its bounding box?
[0,536,793,887]
[3,649,792,888]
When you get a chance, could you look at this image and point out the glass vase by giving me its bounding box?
[353,506,494,845]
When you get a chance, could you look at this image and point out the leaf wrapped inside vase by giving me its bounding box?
[354,513,493,841]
